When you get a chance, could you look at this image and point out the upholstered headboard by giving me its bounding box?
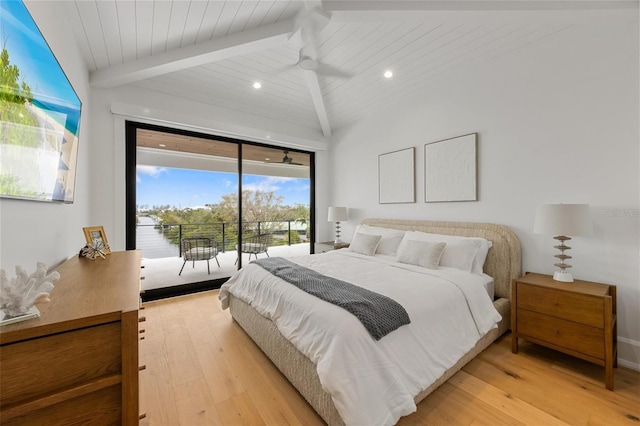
[361,218,521,300]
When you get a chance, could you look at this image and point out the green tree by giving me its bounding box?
[151,189,310,251]
[0,45,38,148]
[214,190,287,226]
[0,46,32,105]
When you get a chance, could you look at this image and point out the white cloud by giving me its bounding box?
[243,181,280,192]
[136,165,167,183]
[243,176,302,193]
[137,165,167,177]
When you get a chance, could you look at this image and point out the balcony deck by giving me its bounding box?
[140,243,311,291]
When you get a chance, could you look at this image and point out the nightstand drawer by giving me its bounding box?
[517,283,604,328]
[518,309,605,359]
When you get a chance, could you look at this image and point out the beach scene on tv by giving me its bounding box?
[0,0,81,203]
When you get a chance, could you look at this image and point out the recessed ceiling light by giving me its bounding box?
[384,70,393,79]
[265,157,270,161]
[253,82,262,89]
[159,144,166,147]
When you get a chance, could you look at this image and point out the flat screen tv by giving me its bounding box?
[0,0,81,203]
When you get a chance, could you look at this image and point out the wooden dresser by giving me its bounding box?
[511,272,617,390]
[0,250,142,425]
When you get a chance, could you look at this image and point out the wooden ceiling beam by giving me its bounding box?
[301,69,332,138]
[90,19,295,88]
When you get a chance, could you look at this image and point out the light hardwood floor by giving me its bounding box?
[139,290,640,425]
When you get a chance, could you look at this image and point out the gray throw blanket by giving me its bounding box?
[252,257,411,340]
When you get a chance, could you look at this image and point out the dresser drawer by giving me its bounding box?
[2,384,121,426]
[517,283,604,328]
[0,322,122,407]
[517,309,604,360]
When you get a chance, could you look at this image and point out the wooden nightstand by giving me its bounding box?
[315,241,349,253]
[511,272,617,390]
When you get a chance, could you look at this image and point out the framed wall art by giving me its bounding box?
[378,147,415,204]
[0,0,82,203]
[424,133,477,202]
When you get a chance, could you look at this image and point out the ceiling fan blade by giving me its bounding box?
[316,62,353,79]
[264,161,305,166]
[274,62,299,73]
[263,150,305,166]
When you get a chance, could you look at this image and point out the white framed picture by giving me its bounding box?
[425,133,477,202]
[379,147,415,204]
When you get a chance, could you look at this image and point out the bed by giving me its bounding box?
[220,218,521,425]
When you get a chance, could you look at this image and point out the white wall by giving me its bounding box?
[326,12,640,369]
[0,1,91,272]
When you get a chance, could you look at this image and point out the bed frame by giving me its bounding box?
[228,219,521,425]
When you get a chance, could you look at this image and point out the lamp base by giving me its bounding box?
[553,271,574,282]
[334,221,342,245]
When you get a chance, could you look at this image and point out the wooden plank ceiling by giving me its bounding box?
[136,128,311,167]
[64,1,630,139]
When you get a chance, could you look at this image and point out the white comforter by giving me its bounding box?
[219,250,501,426]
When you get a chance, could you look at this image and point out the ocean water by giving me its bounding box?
[32,98,81,136]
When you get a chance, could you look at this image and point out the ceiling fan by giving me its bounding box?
[281,6,353,138]
[287,7,352,79]
[265,150,304,166]
[293,49,352,79]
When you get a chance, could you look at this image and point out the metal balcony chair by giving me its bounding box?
[179,237,220,275]
[235,233,271,264]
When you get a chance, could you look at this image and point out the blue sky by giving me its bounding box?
[136,166,310,209]
[1,0,80,107]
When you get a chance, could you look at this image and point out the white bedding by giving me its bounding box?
[219,250,501,426]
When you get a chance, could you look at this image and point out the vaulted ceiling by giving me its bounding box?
[64,0,633,140]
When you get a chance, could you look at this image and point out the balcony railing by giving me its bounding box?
[136,218,309,259]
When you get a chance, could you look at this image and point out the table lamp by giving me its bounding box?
[327,207,347,243]
[533,203,592,282]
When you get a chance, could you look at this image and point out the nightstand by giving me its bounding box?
[315,241,349,253]
[511,272,617,390]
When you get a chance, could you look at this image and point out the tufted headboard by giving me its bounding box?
[361,218,521,300]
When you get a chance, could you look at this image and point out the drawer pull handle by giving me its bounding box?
[140,336,145,340]
[139,413,147,420]
[139,316,146,322]
[139,365,147,371]
[139,329,145,333]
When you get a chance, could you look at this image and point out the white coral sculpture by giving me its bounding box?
[0,263,60,318]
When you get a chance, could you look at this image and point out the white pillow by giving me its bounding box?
[355,224,405,255]
[349,233,382,256]
[396,240,446,269]
[399,231,491,273]
[472,240,493,274]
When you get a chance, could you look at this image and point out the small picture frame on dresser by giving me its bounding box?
[82,226,111,254]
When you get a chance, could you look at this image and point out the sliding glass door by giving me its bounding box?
[125,121,314,294]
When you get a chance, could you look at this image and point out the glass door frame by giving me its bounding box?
[124,120,316,272]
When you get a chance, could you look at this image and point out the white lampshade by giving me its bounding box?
[533,204,592,236]
[327,206,347,222]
